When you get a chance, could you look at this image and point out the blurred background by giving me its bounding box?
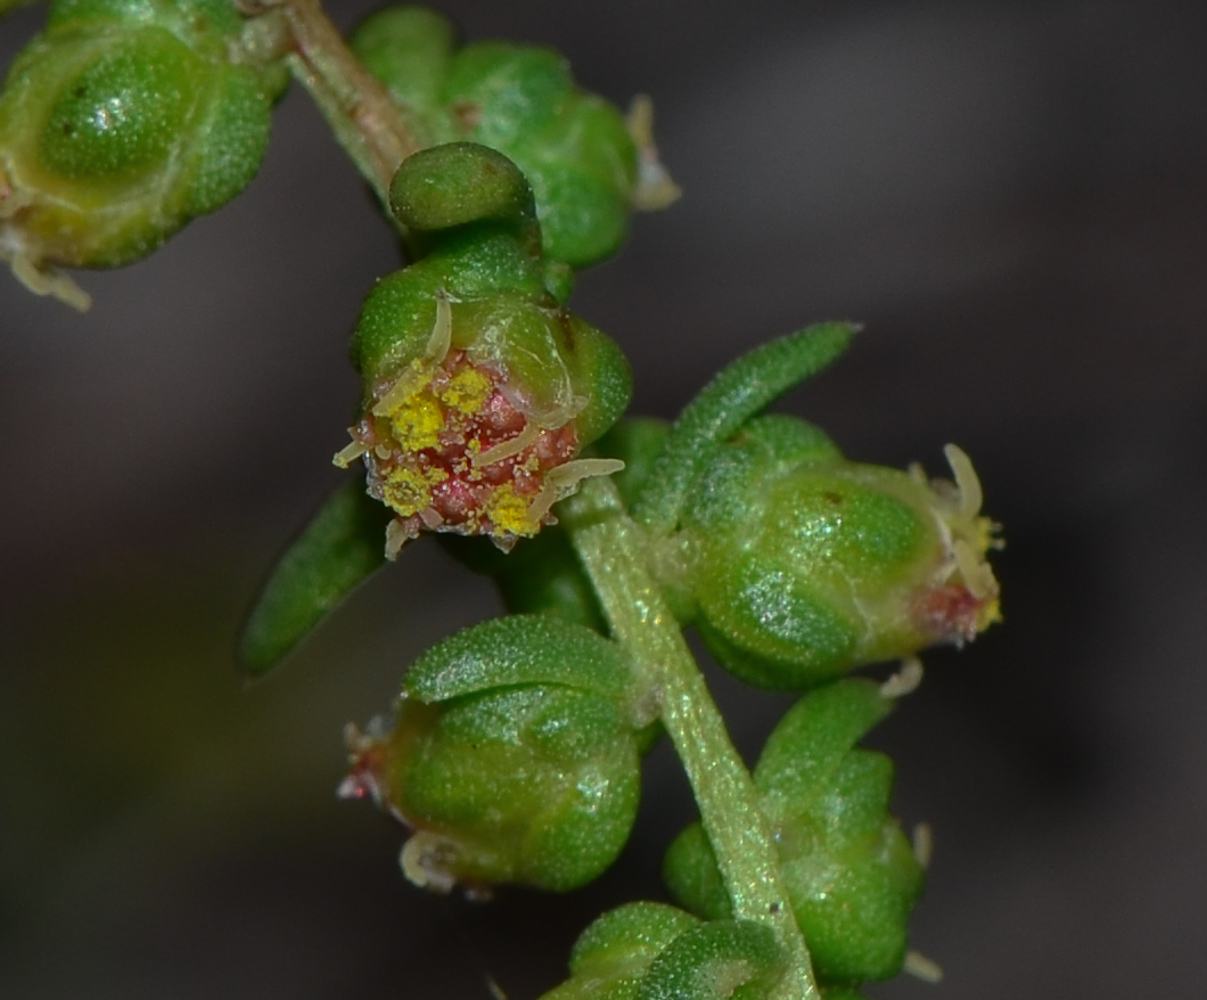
[2,0,1206,996]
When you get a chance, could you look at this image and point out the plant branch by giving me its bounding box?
[562,475,820,1000]
[239,0,419,205]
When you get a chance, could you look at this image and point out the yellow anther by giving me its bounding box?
[484,483,539,537]
[387,392,444,451]
[381,466,448,517]
[437,366,492,415]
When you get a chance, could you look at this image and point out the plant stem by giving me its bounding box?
[240,0,419,205]
[562,476,820,1000]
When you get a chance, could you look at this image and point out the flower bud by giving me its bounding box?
[539,903,788,1000]
[662,679,925,987]
[671,415,1000,689]
[635,919,787,1000]
[338,144,632,554]
[340,615,644,893]
[351,5,665,268]
[0,0,286,306]
[539,902,702,1000]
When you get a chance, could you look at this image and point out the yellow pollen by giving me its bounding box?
[437,367,492,415]
[381,466,449,517]
[484,483,538,537]
[386,391,444,451]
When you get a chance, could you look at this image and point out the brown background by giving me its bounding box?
[3,1,1206,997]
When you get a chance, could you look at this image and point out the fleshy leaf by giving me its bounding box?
[630,322,856,536]
[238,478,392,678]
[403,614,633,706]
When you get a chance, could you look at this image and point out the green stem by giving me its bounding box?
[561,476,820,1000]
[240,0,420,205]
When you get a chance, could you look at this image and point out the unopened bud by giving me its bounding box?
[672,415,1000,689]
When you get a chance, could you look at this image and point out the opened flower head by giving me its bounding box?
[335,291,623,557]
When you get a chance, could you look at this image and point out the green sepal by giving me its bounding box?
[662,680,925,986]
[349,191,632,446]
[539,903,701,1000]
[502,92,638,268]
[349,241,547,384]
[389,141,542,257]
[570,902,702,974]
[238,478,392,678]
[634,919,786,1000]
[46,0,245,34]
[660,823,730,921]
[630,322,857,537]
[540,904,786,1000]
[403,614,632,707]
[679,414,839,535]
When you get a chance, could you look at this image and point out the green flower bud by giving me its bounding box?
[351,5,667,269]
[539,903,788,1000]
[635,919,787,1000]
[337,144,632,555]
[667,414,1000,689]
[539,902,702,1000]
[663,679,925,986]
[340,615,645,893]
[0,0,287,306]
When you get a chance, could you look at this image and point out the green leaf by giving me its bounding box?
[238,478,391,678]
[403,614,632,705]
[630,322,857,536]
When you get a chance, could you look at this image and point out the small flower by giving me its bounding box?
[668,415,1002,689]
[338,289,627,556]
[338,615,644,894]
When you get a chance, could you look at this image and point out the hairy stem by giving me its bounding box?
[562,476,820,1000]
[240,0,419,204]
